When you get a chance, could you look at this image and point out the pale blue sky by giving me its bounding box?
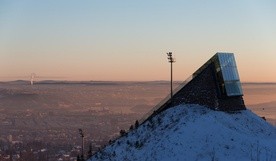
[0,0,276,81]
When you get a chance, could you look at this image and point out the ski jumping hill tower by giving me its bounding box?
[143,52,246,122]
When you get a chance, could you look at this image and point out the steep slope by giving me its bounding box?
[89,104,276,161]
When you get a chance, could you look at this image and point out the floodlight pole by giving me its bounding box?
[79,129,84,159]
[167,52,175,105]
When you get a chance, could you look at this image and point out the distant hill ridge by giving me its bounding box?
[0,80,183,86]
[1,80,276,85]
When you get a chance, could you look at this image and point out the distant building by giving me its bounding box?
[143,52,246,122]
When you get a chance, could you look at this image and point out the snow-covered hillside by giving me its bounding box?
[88,104,276,161]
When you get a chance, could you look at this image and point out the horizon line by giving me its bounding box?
[1,79,276,84]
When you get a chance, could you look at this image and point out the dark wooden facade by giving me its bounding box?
[161,63,245,113]
[154,53,246,116]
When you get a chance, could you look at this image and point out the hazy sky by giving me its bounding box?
[0,0,275,82]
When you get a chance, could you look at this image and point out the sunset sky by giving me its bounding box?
[0,0,275,82]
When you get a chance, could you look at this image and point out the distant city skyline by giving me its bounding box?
[1,1,276,82]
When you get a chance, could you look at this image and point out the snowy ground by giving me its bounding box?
[88,104,276,161]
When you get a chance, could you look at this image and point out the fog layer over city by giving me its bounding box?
[0,81,275,160]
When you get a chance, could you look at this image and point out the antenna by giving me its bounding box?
[30,73,36,85]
